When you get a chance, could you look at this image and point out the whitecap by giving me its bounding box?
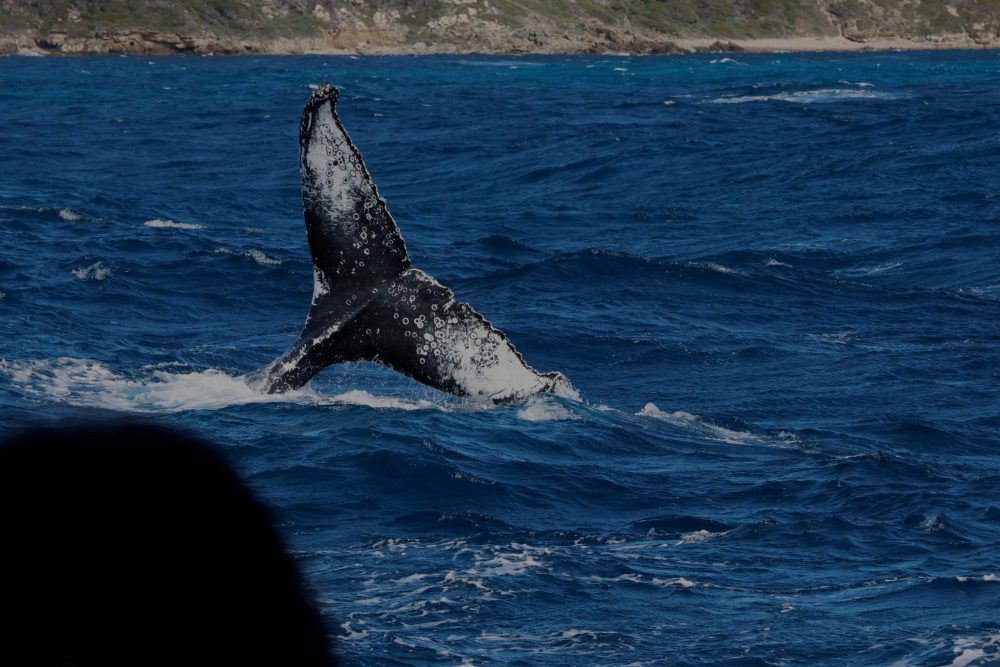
[58,209,80,221]
[943,630,1000,667]
[144,218,204,230]
[677,529,729,544]
[215,247,282,266]
[72,262,111,281]
[327,389,439,412]
[338,622,369,641]
[807,331,857,346]
[920,515,944,532]
[637,403,765,445]
[838,261,904,276]
[0,358,447,413]
[478,552,543,577]
[517,396,580,422]
[691,261,743,276]
[651,576,698,588]
[964,284,1000,300]
[245,249,282,266]
[710,88,897,105]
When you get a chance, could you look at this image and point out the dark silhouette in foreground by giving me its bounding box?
[0,424,336,666]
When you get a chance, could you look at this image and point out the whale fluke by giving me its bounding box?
[249,84,574,404]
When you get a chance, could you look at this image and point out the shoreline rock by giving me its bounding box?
[4,31,998,57]
[2,0,999,58]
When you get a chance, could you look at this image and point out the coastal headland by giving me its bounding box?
[3,0,999,56]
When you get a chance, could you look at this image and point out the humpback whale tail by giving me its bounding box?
[249,85,574,405]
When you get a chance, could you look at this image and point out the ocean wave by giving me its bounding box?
[58,208,80,221]
[836,261,905,277]
[964,283,1000,300]
[470,248,755,291]
[0,357,446,413]
[72,261,111,281]
[215,247,282,266]
[637,403,787,446]
[454,59,545,68]
[517,396,581,422]
[690,260,744,276]
[892,628,1000,667]
[677,529,729,544]
[449,234,542,256]
[144,218,204,230]
[710,88,898,105]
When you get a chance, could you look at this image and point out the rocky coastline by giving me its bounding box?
[2,0,999,56]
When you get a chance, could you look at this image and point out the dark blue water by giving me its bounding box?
[2,52,1000,665]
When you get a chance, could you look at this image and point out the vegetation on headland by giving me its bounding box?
[2,0,999,55]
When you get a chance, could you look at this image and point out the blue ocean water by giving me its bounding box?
[2,50,1000,665]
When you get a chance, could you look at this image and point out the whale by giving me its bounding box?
[248,84,574,404]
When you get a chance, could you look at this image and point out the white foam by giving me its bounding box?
[765,258,791,268]
[469,544,549,578]
[144,218,204,230]
[946,631,1000,667]
[637,403,765,445]
[338,622,369,641]
[245,249,281,265]
[711,88,896,105]
[72,262,111,281]
[966,284,1000,300]
[692,261,743,276]
[0,358,447,413]
[678,529,728,544]
[920,515,944,532]
[651,577,697,588]
[709,58,746,66]
[807,331,857,346]
[480,555,540,576]
[839,261,904,276]
[517,396,580,422]
[329,389,439,411]
[58,209,80,221]
[215,247,282,266]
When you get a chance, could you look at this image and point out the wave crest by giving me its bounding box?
[0,358,443,413]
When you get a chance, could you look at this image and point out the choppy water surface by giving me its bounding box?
[2,52,999,665]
